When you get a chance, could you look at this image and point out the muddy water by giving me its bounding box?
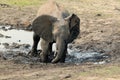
[0,26,109,64]
[0,26,33,48]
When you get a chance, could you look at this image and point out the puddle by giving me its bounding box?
[66,49,109,64]
[0,26,110,64]
[0,26,33,47]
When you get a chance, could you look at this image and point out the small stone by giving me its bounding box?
[2,43,9,48]
[101,30,103,33]
[24,44,30,48]
[0,33,4,37]
[5,36,11,38]
[18,40,21,42]
[96,14,102,16]
[2,27,7,31]
[64,74,71,79]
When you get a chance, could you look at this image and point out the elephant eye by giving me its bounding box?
[75,20,78,24]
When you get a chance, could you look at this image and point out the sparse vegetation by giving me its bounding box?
[0,0,120,80]
[0,0,46,7]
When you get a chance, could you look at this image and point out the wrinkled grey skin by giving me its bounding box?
[30,1,80,63]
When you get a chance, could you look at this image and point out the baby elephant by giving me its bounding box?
[30,14,80,63]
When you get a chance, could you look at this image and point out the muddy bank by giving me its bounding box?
[0,42,110,64]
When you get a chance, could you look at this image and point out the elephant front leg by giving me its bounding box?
[52,37,67,63]
[29,33,40,57]
[40,39,49,62]
[47,42,55,62]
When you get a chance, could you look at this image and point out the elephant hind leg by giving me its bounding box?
[29,33,40,57]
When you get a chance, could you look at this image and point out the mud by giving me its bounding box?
[0,0,120,65]
[0,26,110,64]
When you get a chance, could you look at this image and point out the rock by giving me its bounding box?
[11,43,20,48]
[96,14,102,17]
[18,40,21,42]
[0,3,11,8]
[1,27,7,31]
[2,43,9,48]
[0,33,4,37]
[5,36,11,38]
[63,74,71,79]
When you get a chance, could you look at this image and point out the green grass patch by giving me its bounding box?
[0,0,47,7]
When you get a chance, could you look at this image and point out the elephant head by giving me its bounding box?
[51,14,80,63]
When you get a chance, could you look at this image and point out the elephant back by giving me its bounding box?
[37,0,70,19]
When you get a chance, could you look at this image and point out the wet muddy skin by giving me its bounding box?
[0,26,110,64]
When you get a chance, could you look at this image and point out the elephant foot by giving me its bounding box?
[40,53,47,62]
[51,53,66,63]
[51,58,59,63]
[52,58,65,63]
[28,50,42,57]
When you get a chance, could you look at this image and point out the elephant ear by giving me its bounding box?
[65,14,80,43]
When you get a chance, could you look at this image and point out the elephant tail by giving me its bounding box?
[25,23,33,31]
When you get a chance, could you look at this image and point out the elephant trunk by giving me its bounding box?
[52,38,67,63]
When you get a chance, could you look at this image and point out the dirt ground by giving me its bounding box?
[0,59,120,80]
[0,0,120,80]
